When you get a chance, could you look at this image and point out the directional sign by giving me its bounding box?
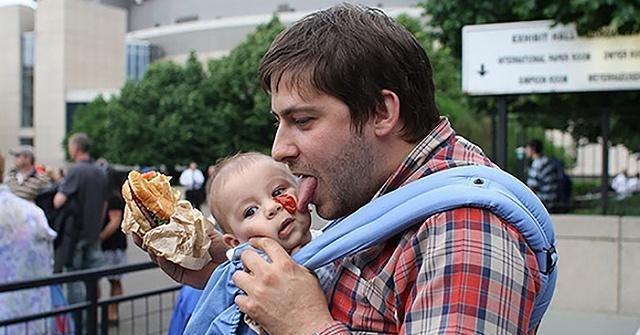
[462,20,640,95]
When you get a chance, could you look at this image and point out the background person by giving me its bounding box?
[180,161,205,209]
[526,139,560,210]
[6,145,51,202]
[99,168,128,325]
[53,133,109,305]
[0,153,57,335]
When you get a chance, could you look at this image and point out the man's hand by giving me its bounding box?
[132,230,228,289]
[233,237,334,335]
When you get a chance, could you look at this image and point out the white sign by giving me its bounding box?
[462,20,640,95]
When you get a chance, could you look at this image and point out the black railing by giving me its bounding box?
[0,262,181,335]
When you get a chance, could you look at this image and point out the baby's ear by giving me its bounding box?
[222,234,240,248]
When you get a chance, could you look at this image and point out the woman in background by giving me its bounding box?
[0,153,57,335]
[99,168,127,325]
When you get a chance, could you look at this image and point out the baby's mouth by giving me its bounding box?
[278,217,295,239]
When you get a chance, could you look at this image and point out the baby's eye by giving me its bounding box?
[272,186,285,197]
[244,207,258,218]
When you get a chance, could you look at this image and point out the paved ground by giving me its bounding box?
[96,211,640,335]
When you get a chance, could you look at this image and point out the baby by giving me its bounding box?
[185,152,331,334]
[207,152,313,253]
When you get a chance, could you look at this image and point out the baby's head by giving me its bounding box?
[208,152,312,251]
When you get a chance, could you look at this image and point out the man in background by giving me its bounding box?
[526,139,560,210]
[179,161,205,209]
[6,145,51,202]
[53,133,109,304]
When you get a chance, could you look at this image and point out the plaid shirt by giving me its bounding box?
[317,118,541,335]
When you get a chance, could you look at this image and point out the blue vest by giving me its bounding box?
[185,165,557,334]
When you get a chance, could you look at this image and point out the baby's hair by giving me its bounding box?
[208,152,278,233]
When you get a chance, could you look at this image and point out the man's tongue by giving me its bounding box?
[297,176,317,212]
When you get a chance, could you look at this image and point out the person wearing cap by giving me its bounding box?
[6,145,51,202]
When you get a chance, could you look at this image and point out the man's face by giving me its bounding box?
[67,142,78,160]
[214,158,311,251]
[13,154,31,169]
[525,145,534,159]
[270,85,380,220]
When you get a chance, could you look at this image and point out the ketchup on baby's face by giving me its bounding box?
[274,194,297,214]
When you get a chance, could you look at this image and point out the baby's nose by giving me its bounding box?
[266,200,283,218]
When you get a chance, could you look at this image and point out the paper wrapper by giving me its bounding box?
[122,200,214,270]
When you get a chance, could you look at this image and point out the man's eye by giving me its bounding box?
[244,207,257,218]
[272,187,285,197]
[294,118,311,126]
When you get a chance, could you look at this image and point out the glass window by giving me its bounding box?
[21,33,34,128]
[126,42,152,81]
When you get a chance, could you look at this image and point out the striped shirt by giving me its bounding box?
[526,157,559,209]
[317,118,541,335]
[6,168,51,202]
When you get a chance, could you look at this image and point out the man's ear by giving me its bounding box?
[373,89,401,137]
[222,234,240,249]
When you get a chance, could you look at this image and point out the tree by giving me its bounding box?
[419,0,640,153]
[68,18,285,167]
[395,14,492,152]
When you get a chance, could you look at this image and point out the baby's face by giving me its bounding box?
[216,158,312,251]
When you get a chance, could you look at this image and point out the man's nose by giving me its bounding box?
[271,125,298,163]
[265,199,283,219]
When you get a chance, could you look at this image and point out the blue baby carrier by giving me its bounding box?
[185,165,557,334]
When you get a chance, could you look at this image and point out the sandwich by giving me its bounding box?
[121,170,214,270]
[121,170,178,233]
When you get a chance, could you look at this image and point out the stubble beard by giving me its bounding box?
[316,134,379,220]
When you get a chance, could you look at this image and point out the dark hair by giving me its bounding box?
[69,133,92,154]
[259,4,439,142]
[527,139,543,154]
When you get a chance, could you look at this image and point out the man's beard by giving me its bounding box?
[297,135,379,220]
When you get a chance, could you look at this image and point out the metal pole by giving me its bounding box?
[100,302,109,335]
[86,278,99,335]
[601,108,609,215]
[496,97,508,169]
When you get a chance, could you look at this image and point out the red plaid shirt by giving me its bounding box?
[317,118,541,335]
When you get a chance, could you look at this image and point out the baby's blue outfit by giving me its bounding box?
[184,165,558,335]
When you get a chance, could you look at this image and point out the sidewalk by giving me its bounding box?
[539,309,640,335]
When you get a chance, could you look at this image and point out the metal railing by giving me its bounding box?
[0,262,181,335]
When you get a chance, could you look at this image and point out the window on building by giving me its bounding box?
[175,15,198,24]
[66,102,87,134]
[19,137,33,146]
[21,32,34,128]
[126,42,154,81]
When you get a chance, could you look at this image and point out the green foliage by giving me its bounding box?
[395,14,492,152]
[419,0,640,154]
[68,18,285,167]
[421,0,640,58]
[574,193,640,216]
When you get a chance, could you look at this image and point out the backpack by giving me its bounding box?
[550,158,572,208]
[186,165,557,334]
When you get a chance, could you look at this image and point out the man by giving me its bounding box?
[6,145,51,202]
[53,133,108,304]
[144,5,548,334]
[180,161,205,209]
[525,139,559,210]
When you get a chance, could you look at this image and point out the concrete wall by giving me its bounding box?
[0,5,33,173]
[33,0,126,167]
[548,214,640,316]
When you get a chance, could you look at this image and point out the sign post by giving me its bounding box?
[462,20,640,214]
[462,20,640,95]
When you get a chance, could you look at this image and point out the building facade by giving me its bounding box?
[0,0,419,171]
